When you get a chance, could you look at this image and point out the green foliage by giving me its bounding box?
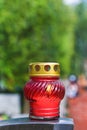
[0,0,75,90]
[73,2,87,75]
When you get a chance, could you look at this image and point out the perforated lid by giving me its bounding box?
[29,62,60,77]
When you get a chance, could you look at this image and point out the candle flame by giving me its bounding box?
[46,84,52,95]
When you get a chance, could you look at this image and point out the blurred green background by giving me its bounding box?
[0,0,87,91]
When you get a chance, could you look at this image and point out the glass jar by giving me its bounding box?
[24,62,65,120]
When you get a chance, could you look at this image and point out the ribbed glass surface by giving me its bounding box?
[24,77,65,120]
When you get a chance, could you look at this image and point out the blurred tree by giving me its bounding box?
[0,0,75,90]
[72,1,87,76]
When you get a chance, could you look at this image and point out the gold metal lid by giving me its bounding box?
[29,62,60,77]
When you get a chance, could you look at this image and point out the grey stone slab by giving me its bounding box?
[0,117,74,130]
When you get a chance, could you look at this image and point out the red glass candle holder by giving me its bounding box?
[24,62,65,120]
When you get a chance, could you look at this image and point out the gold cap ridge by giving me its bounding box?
[29,62,60,77]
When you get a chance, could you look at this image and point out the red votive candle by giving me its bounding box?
[24,62,65,120]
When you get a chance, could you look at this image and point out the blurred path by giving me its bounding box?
[68,91,87,130]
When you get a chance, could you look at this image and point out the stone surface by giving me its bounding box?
[0,117,74,130]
